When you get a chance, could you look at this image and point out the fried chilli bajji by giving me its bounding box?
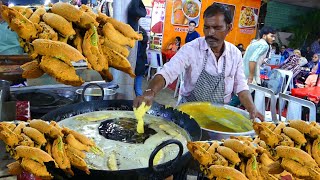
[206,165,248,180]
[11,6,33,18]
[29,119,62,138]
[275,146,318,167]
[80,5,97,19]
[0,124,21,147]
[42,13,76,37]
[20,133,34,147]
[38,22,58,41]
[52,136,72,171]
[187,141,215,166]
[253,122,280,147]
[289,120,320,138]
[20,60,44,79]
[23,127,47,146]
[281,158,309,177]
[65,144,86,159]
[20,158,52,178]
[273,122,286,135]
[29,7,46,24]
[32,39,86,66]
[82,24,106,71]
[62,127,95,146]
[101,38,130,58]
[66,148,90,175]
[39,56,84,86]
[77,12,98,29]
[246,156,263,180]
[283,127,307,145]
[102,23,135,48]
[99,13,143,40]
[102,46,135,77]
[13,122,26,135]
[65,134,90,152]
[1,5,38,40]
[223,139,255,158]
[216,146,241,165]
[51,2,82,22]
[15,146,55,164]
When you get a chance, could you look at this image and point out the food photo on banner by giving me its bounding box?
[171,0,202,26]
[239,6,259,34]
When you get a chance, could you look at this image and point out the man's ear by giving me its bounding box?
[227,23,233,32]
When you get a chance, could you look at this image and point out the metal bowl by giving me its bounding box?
[76,83,117,102]
[177,103,257,141]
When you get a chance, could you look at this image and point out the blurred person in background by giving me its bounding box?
[271,42,280,55]
[279,54,301,79]
[134,26,148,96]
[162,36,181,63]
[185,20,200,43]
[236,43,245,57]
[243,26,276,85]
[0,0,24,55]
[307,53,320,73]
[293,49,308,66]
[311,34,320,54]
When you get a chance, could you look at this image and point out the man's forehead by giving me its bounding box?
[204,14,226,24]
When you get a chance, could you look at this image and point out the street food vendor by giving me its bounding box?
[0,0,24,55]
[134,3,264,121]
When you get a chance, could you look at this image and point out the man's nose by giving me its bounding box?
[208,28,215,35]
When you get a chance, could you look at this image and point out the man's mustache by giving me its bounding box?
[205,36,218,41]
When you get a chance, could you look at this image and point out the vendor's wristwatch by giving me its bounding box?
[144,88,156,97]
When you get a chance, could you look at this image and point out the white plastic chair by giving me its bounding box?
[249,84,278,122]
[278,93,316,122]
[146,50,163,81]
[277,69,293,94]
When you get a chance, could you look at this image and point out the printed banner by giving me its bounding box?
[171,0,202,26]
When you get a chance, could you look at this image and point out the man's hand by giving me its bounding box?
[247,78,253,84]
[248,108,265,122]
[133,90,155,108]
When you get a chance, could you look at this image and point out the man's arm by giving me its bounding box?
[133,75,166,107]
[248,61,256,84]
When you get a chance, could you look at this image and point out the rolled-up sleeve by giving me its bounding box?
[234,53,249,94]
[249,44,268,62]
[156,45,191,87]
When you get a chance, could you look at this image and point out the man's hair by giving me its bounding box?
[189,20,196,26]
[203,3,233,24]
[259,26,276,38]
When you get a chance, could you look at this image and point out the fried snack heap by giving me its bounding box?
[0,120,102,179]
[188,120,320,180]
[0,2,141,86]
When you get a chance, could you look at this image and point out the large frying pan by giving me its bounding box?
[42,100,201,180]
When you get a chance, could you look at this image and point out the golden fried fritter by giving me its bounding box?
[73,29,83,54]
[65,134,90,152]
[51,2,82,22]
[39,56,84,86]
[98,68,114,82]
[79,5,96,19]
[253,122,280,147]
[246,156,263,180]
[20,158,52,178]
[281,158,309,177]
[98,12,142,40]
[289,120,320,138]
[13,122,26,135]
[38,22,58,41]
[11,6,33,18]
[20,60,44,79]
[187,141,215,166]
[15,146,55,164]
[217,146,241,165]
[283,127,307,145]
[0,123,21,147]
[279,133,294,147]
[206,165,248,180]
[102,23,135,48]
[102,45,135,78]
[29,7,46,24]
[42,13,76,37]
[66,149,90,175]
[82,24,106,72]
[20,133,34,147]
[32,39,86,66]
[1,5,38,40]
[273,122,286,135]
[101,37,130,58]
[62,127,95,146]
[260,153,274,167]
[77,12,98,29]
[65,144,86,159]
[29,119,62,139]
[23,127,47,146]
[223,139,255,158]
[52,136,71,170]
[275,146,318,167]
